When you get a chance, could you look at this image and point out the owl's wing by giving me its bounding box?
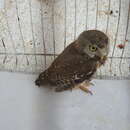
[47,48,97,87]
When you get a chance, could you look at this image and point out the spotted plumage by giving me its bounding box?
[35,30,109,94]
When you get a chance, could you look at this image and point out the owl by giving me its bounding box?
[35,30,109,94]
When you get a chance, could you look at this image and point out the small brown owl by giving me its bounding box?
[35,30,109,94]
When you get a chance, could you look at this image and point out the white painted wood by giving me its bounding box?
[0,0,129,79]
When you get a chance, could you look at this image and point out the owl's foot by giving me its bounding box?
[78,81,93,95]
[79,86,93,95]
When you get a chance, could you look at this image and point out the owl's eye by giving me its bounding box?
[89,45,97,52]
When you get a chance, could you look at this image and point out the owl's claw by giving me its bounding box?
[79,86,93,95]
[77,81,93,95]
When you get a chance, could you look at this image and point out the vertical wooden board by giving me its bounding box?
[109,58,129,78]
[0,9,15,56]
[42,18,54,54]
[87,0,97,30]
[4,0,24,53]
[0,9,6,36]
[27,0,44,67]
[119,59,130,79]
[106,0,120,57]
[0,38,5,53]
[16,0,35,53]
[112,0,129,57]
[113,59,121,78]
[5,0,30,70]
[29,0,44,54]
[34,1,48,69]
[0,55,5,71]
[86,0,88,29]
[53,0,65,54]
[121,2,130,58]
[35,55,44,73]
[95,0,109,78]
[127,15,130,42]
[16,55,29,72]
[128,59,130,79]
[41,0,54,55]
[65,0,75,45]
[123,41,130,58]
[39,0,46,54]
[3,55,17,71]
[64,0,67,48]
[76,0,86,37]
[23,55,37,73]
[0,7,16,53]
[96,0,109,32]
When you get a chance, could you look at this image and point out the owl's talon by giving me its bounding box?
[79,86,93,95]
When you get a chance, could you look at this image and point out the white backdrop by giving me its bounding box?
[0,0,130,79]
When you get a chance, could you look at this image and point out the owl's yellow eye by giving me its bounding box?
[89,45,97,52]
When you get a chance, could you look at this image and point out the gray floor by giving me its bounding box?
[0,72,130,130]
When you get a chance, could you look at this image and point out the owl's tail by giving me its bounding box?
[35,78,41,87]
[35,70,48,87]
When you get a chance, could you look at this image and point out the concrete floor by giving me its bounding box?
[0,72,130,130]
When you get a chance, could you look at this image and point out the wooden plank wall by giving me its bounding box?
[0,0,130,79]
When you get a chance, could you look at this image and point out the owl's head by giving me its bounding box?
[76,30,109,59]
